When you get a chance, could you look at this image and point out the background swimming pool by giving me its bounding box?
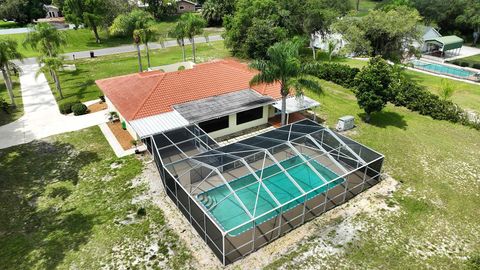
[411,60,475,78]
[197,156,344,236]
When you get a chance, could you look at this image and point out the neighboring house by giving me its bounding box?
[96,59,319,141]
[414,26,442,52]
[176,0,197,13]
[313,32,346,53]
[133,0,197,13]
[44,5,60,18]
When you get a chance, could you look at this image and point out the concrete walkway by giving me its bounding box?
[0,63,107,149]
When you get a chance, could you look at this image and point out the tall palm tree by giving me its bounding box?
[25,23,66,57]
[138,26,156,69]
[182,13,206,63]
[169,20,188,62]
[133,30,143,73]
[250,39,322,126]
[0,39,23,108]
[37,57,65,99]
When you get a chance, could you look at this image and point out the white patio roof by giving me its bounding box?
[130,110,189,138]
[272,96,320,114]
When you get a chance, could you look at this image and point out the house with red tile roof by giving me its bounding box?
[96,59,320,140]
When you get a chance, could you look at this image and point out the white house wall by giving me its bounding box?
[208,105,270,138]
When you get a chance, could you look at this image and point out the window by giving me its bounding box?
[236,107,263,125]
[179,6,185,9]
[199,116,229,133]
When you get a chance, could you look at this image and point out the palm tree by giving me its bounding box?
[133,30,143,73]
[37,56,65,99]
[440,79,455,101]
[138,27,156,69]
[250,39,322,126]
[182,13,206,63]
[169,20,188,62]
[0,39,23,108]
[25,23,66,57]
[327,39,338,62]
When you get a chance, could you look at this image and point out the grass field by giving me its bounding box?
[266,77,480,269]
[0,75,23,125]
[0,127,191,269]
[50,41,229,106]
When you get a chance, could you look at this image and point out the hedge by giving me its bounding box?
[316,61,480,130]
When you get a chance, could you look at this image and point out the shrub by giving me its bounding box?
[460,61,470,67]
[313,63,360,88]
[59,102,75,114]
[472,63,480,70]
[0,97,9,114]
[99,95,105,102]
[71,103,88,116]
[177,66,185,71]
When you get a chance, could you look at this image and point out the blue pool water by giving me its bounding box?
[197,156,344,236]
[411,60,475,78]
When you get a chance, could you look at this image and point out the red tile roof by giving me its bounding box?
[96,59,281,121]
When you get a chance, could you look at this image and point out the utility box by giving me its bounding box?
[336,115,355,132]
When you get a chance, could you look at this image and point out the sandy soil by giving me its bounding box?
[139,158,399,269]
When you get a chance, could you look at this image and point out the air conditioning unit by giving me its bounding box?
[336,115,355,132]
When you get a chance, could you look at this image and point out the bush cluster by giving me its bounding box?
[312,63,360,88]
[316,59,480,130]
[59,102,75,114]
[59,102,89,116]
[71,103,88,116]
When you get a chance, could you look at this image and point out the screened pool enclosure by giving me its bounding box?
[144,119,384,265]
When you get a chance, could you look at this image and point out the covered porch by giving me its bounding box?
[424,35,464,58]
[268,96,320,127]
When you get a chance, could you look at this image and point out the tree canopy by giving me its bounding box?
[334,6,422,62]
[201,0,235,26]
[0,0,47,24]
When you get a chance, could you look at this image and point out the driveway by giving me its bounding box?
[0,63,107,149]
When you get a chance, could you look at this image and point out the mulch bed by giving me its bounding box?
[107,121,135,150]
[88,102,108,113]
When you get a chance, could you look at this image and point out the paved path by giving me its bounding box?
[0,63,107,149]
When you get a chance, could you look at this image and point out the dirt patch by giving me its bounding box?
[88,102,107,113]
[140,157,400,269]
[107,121,134,150]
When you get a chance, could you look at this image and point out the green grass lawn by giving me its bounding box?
[8,29,132,58]
[447,53,480,68]
[0,127,191,269]
[7,20,224,58]
[50,41,229,106]
[328,56,480,112]
[0,21,21,29]
[0,75,23,125]
[267,78,480,269]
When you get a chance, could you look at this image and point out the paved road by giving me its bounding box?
[18,35,223,65]
[0,63,107,149]
[64,35,223,60]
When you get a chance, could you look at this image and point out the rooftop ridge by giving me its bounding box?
[132,73,168,120]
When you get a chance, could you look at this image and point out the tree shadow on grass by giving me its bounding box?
[359,111,408,130]
[0,140,100,269]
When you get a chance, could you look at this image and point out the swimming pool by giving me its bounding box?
[197,156,344,236]
[411,59,476,78]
